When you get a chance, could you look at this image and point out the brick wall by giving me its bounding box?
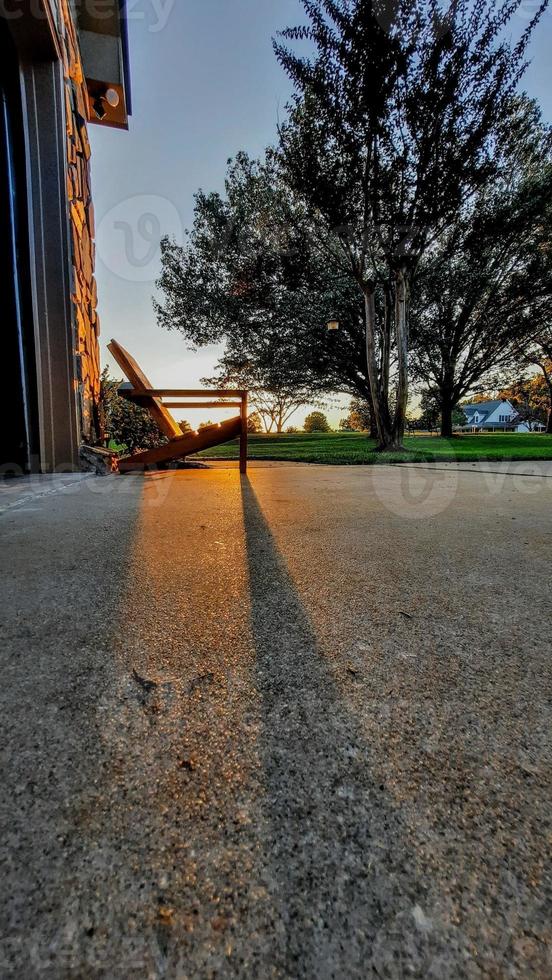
[59,0,101,444]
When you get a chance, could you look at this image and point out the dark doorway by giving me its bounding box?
[0,22,38,473]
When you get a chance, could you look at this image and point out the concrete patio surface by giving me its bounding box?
[1,461,551,978]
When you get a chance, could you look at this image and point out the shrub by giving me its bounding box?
[304,411,330,433]
[100,370,165,454]
[248,412,263,433]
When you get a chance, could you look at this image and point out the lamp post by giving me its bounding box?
[326,318,340,331]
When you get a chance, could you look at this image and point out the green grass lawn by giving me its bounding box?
[197,431,552,465]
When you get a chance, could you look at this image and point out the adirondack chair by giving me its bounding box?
[107,339,248,474]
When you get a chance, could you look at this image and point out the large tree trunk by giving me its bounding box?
[364,289,396,449]
[361,385,379,439]
[440,390,454,438]
[392,270,409,447]
[367,390,378,440]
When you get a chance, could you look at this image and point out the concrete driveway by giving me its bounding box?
[1,462,551,978]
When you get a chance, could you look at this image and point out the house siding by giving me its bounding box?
[463,401,518,430]
[485,408,515,426]
[2,0,115,470]
[60,0,101,444]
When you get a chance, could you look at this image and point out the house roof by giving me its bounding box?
[460,399,521,427]
[463,400,506,416]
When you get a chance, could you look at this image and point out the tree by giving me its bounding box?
[202,344,321,433]
[275,0,547,450]
[500,370,551,430]
[411,106,552,436]
[304,411,330,432]
[518,328,552,432]
[417,391,441,433]
[99,370,165,453]
[464,393,498,405]
[533,358,552,434]
[452,407,468,428]
[247,413,263,433]
[339,397,373,432]
[155,153,375,418]
[412,391,466,432]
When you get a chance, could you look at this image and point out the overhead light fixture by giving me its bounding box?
[91,88,120,121]
[327,318,340,331]
[105,88,120,108]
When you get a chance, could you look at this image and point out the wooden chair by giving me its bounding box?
[107,339,248,474]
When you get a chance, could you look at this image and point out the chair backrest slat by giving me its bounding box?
[108,339,182,440]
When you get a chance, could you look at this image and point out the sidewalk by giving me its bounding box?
[1,463,550,977]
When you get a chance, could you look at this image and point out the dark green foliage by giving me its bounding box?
[408,392,465,431]
[276,0,547,252]
[500,371,551,430]
[202,343,324,433]
[247,413,263,433]
[452,407,468,428]
[417,391,442,432]
[274,0,548,447]
[304,410,331,432]
[100,370,165,454]
[518,325,552,432]
[156,153,371,414]
[155,1,549,450]
[339,397,373,432]
[411,98,552,436]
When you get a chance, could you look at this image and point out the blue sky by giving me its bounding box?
[92,0,552,429]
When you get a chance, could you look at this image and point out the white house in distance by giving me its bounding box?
[459,399,544,433]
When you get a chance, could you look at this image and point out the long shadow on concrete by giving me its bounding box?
[240,476,435,979]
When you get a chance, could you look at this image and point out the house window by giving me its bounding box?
[499,414,510,423]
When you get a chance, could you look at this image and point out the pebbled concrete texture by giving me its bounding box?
[0,462,551,978]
